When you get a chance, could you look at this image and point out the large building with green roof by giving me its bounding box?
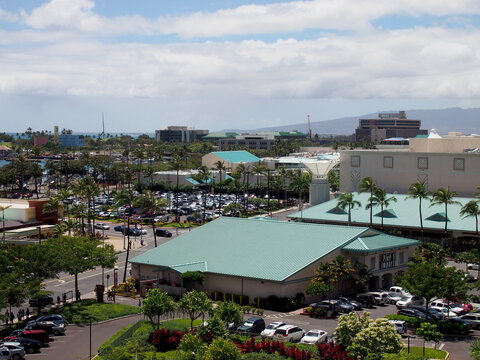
[202,150,260,171]
[130,217,419,301]
[289,192,478,243]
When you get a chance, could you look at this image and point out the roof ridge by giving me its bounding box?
[357,238,369,250]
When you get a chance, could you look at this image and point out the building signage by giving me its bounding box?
[380,252,396,269]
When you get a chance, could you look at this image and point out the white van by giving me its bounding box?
[460,313,480,329]
[396,295,424,309]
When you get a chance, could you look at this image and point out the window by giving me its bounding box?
[379,252,396,269]
[417,157,428,170]
[370,256,376,270]
[383,156,394,168]
[351,155,360,167]
[399,251,404,264]
[454,158,465,171]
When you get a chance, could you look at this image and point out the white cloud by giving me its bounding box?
[1,25,480,102]
[17,0,480,37]
[0,9,19,23]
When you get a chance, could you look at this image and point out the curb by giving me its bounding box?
[71,312,143,326]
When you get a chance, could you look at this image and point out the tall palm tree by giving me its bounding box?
[77,176,100,234]
[460,200,480,278]
[331,256,354,296]
[406,181,430,241]
[337,192,361,226]
[252,164,268,188]
[134,191,167,247]
[114,189,135,282]
[133,148,144,183]
[430,187,461,237]
[368,187,397,229]
[170,155,183,221]
[358,177,376,227]
[289,169,312,218]
[197,166,211,221]
[214,161,227,212]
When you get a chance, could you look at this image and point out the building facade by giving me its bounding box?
[155,126,208,143]
[355,111,427,143]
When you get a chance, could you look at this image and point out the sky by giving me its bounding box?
[1,0,480,133]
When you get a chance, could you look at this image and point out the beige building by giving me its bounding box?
[409,131,480,153]
[130,217,419,302]
[339,149,480,196]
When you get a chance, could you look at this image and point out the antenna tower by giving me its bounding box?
[307,114,312,139]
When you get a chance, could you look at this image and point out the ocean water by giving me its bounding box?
[0,159,46,168]
[5,132,154,139]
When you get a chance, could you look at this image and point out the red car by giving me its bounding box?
[5,330,50,345]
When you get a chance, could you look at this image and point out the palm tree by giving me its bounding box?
[43,196,62,224]
[289,169,312,218]
[252,164,268,188]
[134,191,167,247]
[170,156,183,221]
[460,200,480,278]
[406,181,430,241]
[368,187,397,229]
[331,256,354,296]
[358,177,377,227]
[214,161,227,213]
[114,189,135,282]
[430,187,461,237]
[77,176,100,234]
[197,166,211,221]
[337,192,361,226]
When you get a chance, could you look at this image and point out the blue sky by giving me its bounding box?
[1,0,480,133]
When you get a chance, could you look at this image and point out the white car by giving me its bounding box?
[94,223,110,230]
[388,320,407,335]
[387,292,403,304]
[260,321,286,339]
[468,263,479,270]
[430,300,464,315]
[273,325,305,342]
[300,329,328,345]
[138,228,147,235]
[0,343,25,360]
[396,295,424,309]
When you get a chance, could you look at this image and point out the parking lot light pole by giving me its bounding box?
[113,266,118,304]
[102,228,105,286]
[1,205,12,243]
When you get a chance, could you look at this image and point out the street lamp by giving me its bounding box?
[1,205,12,243]
[113,266,118,304]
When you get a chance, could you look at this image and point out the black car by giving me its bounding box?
[237,317,266,335]
[356,294,375,308]
[338,297,363,310]
[36,314,67,326]
[408,305,442,320]
[397,308,426,319]
[29,295,53,308]
[155,229,172,237]
[122,227,141,236]
[6,337,42,354]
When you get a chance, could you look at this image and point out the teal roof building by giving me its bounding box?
[130,217,419,300]
[202,150,260,171]
[289,192,478,240]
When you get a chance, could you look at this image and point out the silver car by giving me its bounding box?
[0,343,25,360]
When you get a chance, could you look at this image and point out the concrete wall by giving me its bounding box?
[339,150,480,196]
[409,137,480,153]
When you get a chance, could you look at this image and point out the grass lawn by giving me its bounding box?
[401,347,447,359]
[159,318,203,331]
[51,299,141,324]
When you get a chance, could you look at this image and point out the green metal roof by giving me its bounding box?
[212,151,260,164]
[203,132,238,139]
[257,131,307,137]
[185,177,200,185]
[289,192,479,233]
[342,233,420,253]
[130,217,375,282]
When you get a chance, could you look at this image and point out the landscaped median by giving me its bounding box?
[49,299,142,324]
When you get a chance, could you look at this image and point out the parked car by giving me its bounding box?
[237,318,266,335]
[5,330,50,345]
[2,338,41,354]
[467,263,479,270]
[407,305,443,320]
[0,343,25,360]
[25,321,54,335]
[36,314,67,326]
[356,293,375,308]
[396,295,424,309]
[332,299,354,313]
[29,295,53,308]
[0,348,11,360]
[273,325,305,342]
[443,317,471,328]
[460,313,480,329]
[261,322,286,339]
[155,229,172,237]
[94,223,110,230]
[389,286,409,295]
[397,308,426,319]
[388,320,407,335]
[430,300,465,315]
[300,329,328,345]
[367,292,387,306]
[338,297,363,310]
